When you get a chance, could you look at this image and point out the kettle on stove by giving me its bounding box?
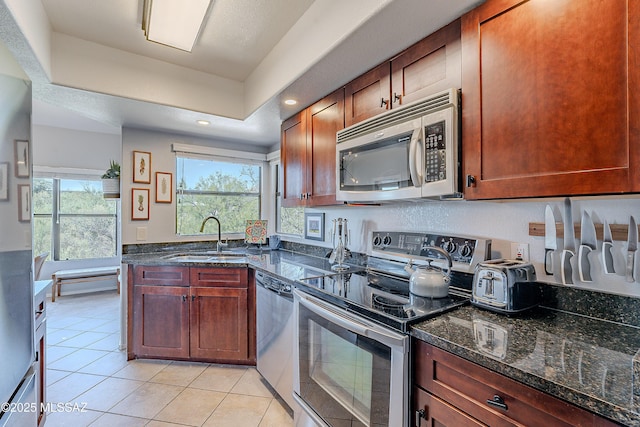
[404,246,453,298]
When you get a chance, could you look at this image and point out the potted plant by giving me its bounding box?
[102,160,121,199]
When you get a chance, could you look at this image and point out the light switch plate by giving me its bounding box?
[136,227,147,241]
[510,242,529,261]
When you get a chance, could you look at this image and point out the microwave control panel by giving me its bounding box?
[424,120,446,183]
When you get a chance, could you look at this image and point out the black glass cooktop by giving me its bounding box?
[297,269,470,332]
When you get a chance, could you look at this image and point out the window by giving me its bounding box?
[32,178,118,260]
[176,156,261,235]
[274,163,304,236]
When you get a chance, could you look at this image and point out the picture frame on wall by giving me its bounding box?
[304,212,325,241]
[0,162,8,201]
[131,188,150,220]
[155,172,172,203]
[132,151,151,183]
[14,139,29,178]
[18,184,30,222]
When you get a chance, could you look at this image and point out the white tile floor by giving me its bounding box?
[45,291,293,426]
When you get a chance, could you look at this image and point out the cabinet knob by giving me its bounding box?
[486,394,508,411]
[394,92,402,103]
[182,295,187,302]
[415,408,426,426]
[466,174,476,188]
[380,98,389,108]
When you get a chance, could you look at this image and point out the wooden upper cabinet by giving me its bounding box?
[391,19,461,107]
[281,88,344,207]
[281,109,307,207]
[344,62,391,127]
[462,0,640,199]
[308,88,344,206]
[345,20,461,128]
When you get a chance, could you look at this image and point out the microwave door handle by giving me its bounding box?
[408,126,423,187]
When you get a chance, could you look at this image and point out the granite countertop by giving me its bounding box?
[411,305,640,426]
[122,249,343,283]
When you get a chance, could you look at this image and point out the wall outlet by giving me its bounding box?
[136,227,147,241]
[510,242,529,261]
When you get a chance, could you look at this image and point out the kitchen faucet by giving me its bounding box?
[199,215,227,252]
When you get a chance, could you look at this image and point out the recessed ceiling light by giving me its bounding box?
[284,99,297,106]
[196,120,210,126]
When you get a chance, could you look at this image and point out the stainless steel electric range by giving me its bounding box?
[293,231,492,427]
[297,230,492,332]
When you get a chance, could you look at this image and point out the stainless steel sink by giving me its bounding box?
[161,252,246,262]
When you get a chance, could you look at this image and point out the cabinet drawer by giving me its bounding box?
[190,267,248,288]
[414,340,618,427]
[133,265,189,286]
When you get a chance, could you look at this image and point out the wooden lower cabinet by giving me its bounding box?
[129,265,254,364]
[132,284,190,359]
[413,339,619,427]
[190,286,248,361]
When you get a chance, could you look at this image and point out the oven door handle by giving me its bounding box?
[296,290,407,347]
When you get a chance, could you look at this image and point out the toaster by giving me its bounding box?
[471,259,540,314]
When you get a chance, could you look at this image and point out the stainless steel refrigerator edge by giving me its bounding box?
[0,39,36,426]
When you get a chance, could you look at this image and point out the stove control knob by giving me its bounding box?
[283,284,292,293]
[442,239,457,253]
[373,235,382,247]
[382,235,393,246]
[459,243,474,258]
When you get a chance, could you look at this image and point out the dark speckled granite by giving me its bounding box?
[411,306,640,426]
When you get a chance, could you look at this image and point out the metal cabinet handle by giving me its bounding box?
[191,295,196,302]
[486,394,508,411]
[394,92,402,103]
[415,408,426,426]
[182,295,187,302]
[466,174,476,188]
[380,98,389,108]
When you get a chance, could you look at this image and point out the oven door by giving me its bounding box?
[293,289,409,427]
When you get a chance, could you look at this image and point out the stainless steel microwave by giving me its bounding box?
[336,88,461,203]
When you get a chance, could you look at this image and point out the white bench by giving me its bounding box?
[51,266,120,302]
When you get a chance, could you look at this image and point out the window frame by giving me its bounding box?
[174,153,264,237]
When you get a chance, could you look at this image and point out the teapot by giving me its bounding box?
[404,246,453,298]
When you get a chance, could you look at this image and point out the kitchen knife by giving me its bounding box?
[602,220,615,274]
[626,216,637,283]
[578,211,597,282]
[544,205,557,275]
[560,198,575,285]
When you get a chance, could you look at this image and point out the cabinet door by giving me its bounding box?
[307,88,344,206]
[132,285,189,359]
[190,286,249,361]
[281,109,308,207]
[413,386,486,427]
[391,19,461,107]
[344,62,391,127]
[462,0,639,199]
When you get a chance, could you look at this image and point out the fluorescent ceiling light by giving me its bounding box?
[142,0,212,52]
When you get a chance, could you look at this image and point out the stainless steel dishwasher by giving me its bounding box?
[256,270,295,410]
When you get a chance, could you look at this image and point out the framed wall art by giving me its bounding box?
[14,139,29,178]
[304,213,325,241]
[18,184,30,222]
[0,162,8,201]
[131,188,150,220]
[132,151,151,183]
[155,172,172,203]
